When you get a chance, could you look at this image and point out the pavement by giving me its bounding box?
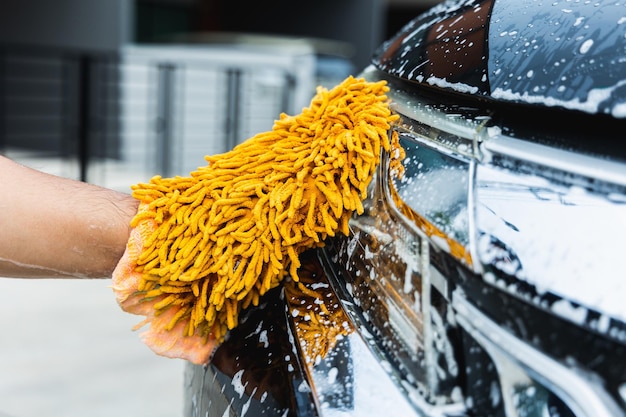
[0,277,186,417]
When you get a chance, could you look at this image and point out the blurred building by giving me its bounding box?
[0,0,439,187]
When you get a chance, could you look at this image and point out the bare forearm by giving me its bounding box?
[0,156,138,278]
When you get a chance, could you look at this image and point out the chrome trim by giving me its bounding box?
[483,135,626,189]
[453,291,625,417]
[421,238,437,395]
[385,123,478,273]
[362,65,491,162]
[466,159,481,275]
[430,261,449,301]
[391,119,478,163]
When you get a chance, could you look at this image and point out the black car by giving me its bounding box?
[184,0,626,416]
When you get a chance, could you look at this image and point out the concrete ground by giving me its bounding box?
[0,277,185,417]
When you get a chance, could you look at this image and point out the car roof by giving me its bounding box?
[372,0,626,119]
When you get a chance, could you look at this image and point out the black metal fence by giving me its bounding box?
[0,44,314,186]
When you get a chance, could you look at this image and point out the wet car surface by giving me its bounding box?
[185,0,626,416]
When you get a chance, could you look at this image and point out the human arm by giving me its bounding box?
[0,155,139,278]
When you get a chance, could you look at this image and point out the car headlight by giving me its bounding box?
[284,68,626,417]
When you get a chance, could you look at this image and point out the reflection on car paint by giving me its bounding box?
[285,251,353,367]
[374,0,626,117]
[184,285,318,417]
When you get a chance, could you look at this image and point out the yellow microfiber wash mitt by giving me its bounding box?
[112,75,402,364]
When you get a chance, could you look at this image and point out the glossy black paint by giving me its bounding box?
[183,287,318,417]
[372,0,626,117]
[454,259,626,412]
[183,1,626,416]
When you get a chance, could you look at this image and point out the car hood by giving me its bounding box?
[372,0,626,118]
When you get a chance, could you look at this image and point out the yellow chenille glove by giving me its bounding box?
[111,75,402,364]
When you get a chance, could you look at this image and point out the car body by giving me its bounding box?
[184,0,626,416]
